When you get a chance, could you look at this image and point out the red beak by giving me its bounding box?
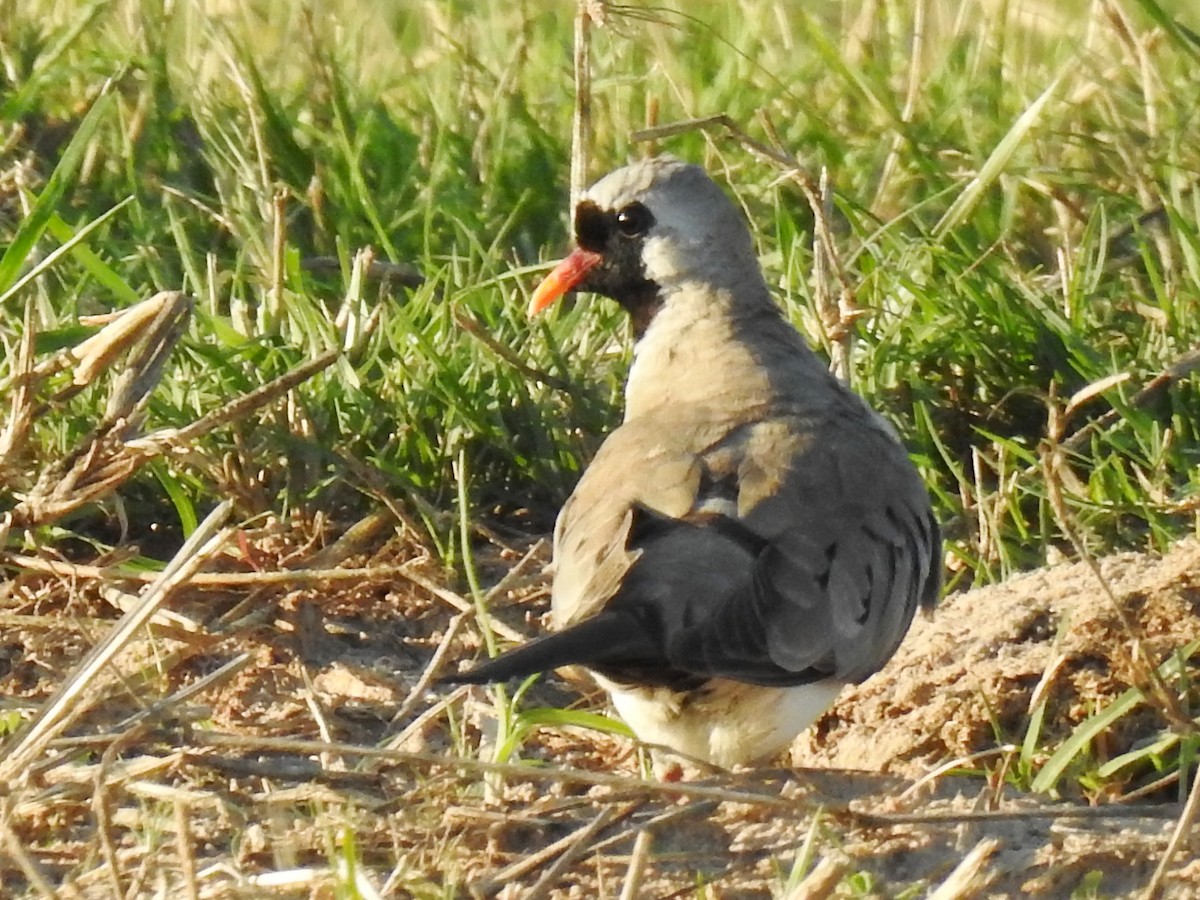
[528,248,603,316]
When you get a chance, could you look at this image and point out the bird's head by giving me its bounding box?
[529,157,767,335]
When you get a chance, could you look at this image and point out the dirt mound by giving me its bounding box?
[795,540,1200,784]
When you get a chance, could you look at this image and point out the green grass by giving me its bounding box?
[2,0,1200,892]
[3,1,1198,579]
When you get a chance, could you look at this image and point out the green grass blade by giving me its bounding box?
[0,0,112,122]
[933,69,1066,238]
[1032,638,1200,794]
[515,707,634,739]
[148,458,199,538]
[1030,688,1143,795]
[0,83,116,300]
[43,211,141,306]
[1129,0,1200,62]
[1020,680,1051,779]
[1095,732,1180,779]
[0,197,135,308]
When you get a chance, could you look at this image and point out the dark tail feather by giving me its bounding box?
[442,611,652,684]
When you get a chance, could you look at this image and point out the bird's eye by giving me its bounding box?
[616,202,654,237]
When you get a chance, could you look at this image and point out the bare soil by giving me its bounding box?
[1,527,1198,898]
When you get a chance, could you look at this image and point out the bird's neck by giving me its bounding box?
[623,281,824,422]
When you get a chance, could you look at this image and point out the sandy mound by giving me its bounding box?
[796,539,1200,787]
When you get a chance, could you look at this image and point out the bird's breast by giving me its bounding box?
[624,308,775,421]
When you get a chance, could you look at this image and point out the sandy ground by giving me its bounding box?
[1,528,1198,898]
[787,539,1200,897]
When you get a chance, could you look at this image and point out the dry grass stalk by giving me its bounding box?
[0,296,38,466]
[569,0,599,214]
[786,855,849,900]
[507,802,635,900]
[525,817,620,899]
[5,327,339,541]
[617,826,653,900]
[189,730,802,809]
[4,293,192,533]
[0,800,67,900]
[335,246,382,356]
[1060,346,1200,454]
[0,611,114,630]
[390,612,465,726]
[1042,393,1189,729]
[102,291,192,425]
[854,803,1176,826]
[185,728,1184,829]
[27,292,180,387]
[1141,760,1200,900]
[99,583,201,631]
[7,554,440,588]
[90,727,143,899]
[0,501,233,787]
[455,310,574,393]
[394,565,528,644]
[475,799,641,892]
[173,798,200,900]
[482,538,547,604]
[267,189,287,332]
[926,837,1000,900]
[578,800,719,869]
[45,751,176,788]
[298,664,343,772]
[115,652,251,731]
[304,508,397,566]
[381,685,469,755]
[870,0,927,216]
[900,745,1020,802]
[135,346,341,449]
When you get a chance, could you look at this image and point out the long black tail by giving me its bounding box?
[442,610,653,684]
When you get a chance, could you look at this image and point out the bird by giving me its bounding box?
[449,156,941,772]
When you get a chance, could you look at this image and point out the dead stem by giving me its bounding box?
[0,798,69,899]
[570,0,596,213]
[1042,394,1189,728]
[617,826,653,900]
[512,802,635,900]
[1141,759,1200,900]
[173,798,200,900]
[0,502,233,785]
[926,837,1000,900]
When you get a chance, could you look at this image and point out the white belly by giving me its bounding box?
[598,676,845,770]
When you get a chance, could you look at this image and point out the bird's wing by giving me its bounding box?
[548,415,710,629]
[549,408,940,688]
[692,412,941,684]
